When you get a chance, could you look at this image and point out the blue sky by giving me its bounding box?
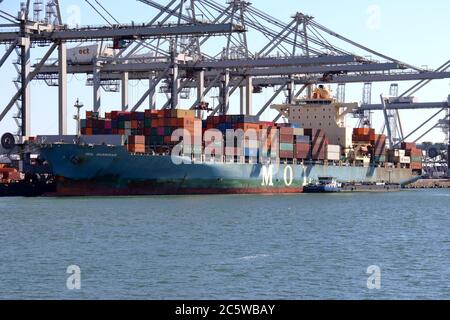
[0,0,449,142]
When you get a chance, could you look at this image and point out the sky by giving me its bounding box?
[0,0,449,143]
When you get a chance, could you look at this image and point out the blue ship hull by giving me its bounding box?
[39,144,418,196]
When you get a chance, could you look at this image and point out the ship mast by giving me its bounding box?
[74,99,84,137]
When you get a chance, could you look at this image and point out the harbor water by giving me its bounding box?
[0,190,449,300]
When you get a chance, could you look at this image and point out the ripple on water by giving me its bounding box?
[0,190,449,299]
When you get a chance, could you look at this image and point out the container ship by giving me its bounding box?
[34,93,423,196]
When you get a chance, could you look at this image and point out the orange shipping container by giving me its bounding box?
[235,123,260,131]
[156,110,166,118]
[128,145,145,153]
[409,148,423,157]
[353,128,372,136]
[128,135,145,144]
[169,118,178,127]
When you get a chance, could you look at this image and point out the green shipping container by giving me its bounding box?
[280,143,294,151]
[147,136,164,145]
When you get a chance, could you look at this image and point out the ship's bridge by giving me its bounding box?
[271,98,359,150]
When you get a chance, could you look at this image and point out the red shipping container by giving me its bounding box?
[7,172,21,181]
[295,151,310,159]
[279,151,294,159]
[280,134,294,144]
[280,127,294,136]
[295,143,311,152]
[110,111,119,120]
[401,142,416,150]
[163,110,172,118]
[163,136,173,144]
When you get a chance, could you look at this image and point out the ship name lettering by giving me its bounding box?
[284,166,293,186]
[261,164,274,186]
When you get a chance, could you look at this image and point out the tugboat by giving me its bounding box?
[303,177,342,193]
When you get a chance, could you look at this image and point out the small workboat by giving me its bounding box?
[303,177,342,193]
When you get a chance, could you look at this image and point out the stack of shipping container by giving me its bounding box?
[78,109,426,169]
[204,115,262,159]
[80,110,342,162]
[0,164,21,182]
[402,142,423,171]
[82,109,203,155]
[127,136,145,153]
[371,134,387,163]
[294,133,311,160]
[305,129,328,161]
[279,127,295,159]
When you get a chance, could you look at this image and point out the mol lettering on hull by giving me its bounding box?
[261,165,296,187]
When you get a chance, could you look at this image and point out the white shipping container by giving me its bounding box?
[326,152,340,161]
[396,156,411,164]
[67,44,115,64]
[293,128,304,136]
[327,145,341,153]
[394,149,406,157]
[400,156,411,164]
